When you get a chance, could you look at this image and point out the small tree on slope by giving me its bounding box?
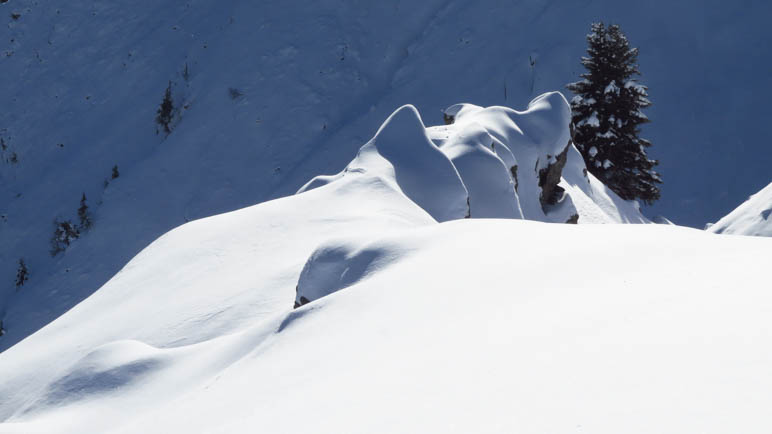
[15,259,29,289]
[78,193,92,230]
[156,81,174,134]
[50,219,79,256]
[567,22,661,204]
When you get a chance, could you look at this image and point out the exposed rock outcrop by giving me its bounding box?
[538,142,570,209]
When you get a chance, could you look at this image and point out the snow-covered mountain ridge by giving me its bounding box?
[1,93,771,432]
[301,93,647,226]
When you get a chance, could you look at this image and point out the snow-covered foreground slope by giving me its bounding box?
[1,219,770,433]
[1,105,770,431]
[708,182,772,237]
[127,223,772,434]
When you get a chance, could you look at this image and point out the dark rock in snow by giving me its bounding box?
[538,141,570,209]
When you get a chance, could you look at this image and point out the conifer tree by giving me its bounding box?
[78,193,92,230]
[156,81,174,134]
[567,22,661,204]
[15,259,28,289]
[50,219,79,256]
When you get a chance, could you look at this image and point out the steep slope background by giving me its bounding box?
[1,0,771,350]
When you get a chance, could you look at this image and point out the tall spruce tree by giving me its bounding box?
[567,22,661,204]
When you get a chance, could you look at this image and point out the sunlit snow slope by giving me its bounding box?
[2,0,772,352]
[708,182,772,237]
[1,101,771,434]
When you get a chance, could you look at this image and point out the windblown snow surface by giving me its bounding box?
[1,100,771,434]
[707,182,772,237]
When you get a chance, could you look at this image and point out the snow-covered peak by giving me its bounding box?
[448,92,572,161]
[434,121,523,219]
[435,93,647,224]
[707,182,772,237]
[299,104,469,222]
[303,93,646,227]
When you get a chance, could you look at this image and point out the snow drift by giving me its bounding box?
[2,216,771,433]
[431,120,523,219]
[303,92,648,229]
[707,182,772,237]
[436,94,649,224]
[299,105,469,222]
